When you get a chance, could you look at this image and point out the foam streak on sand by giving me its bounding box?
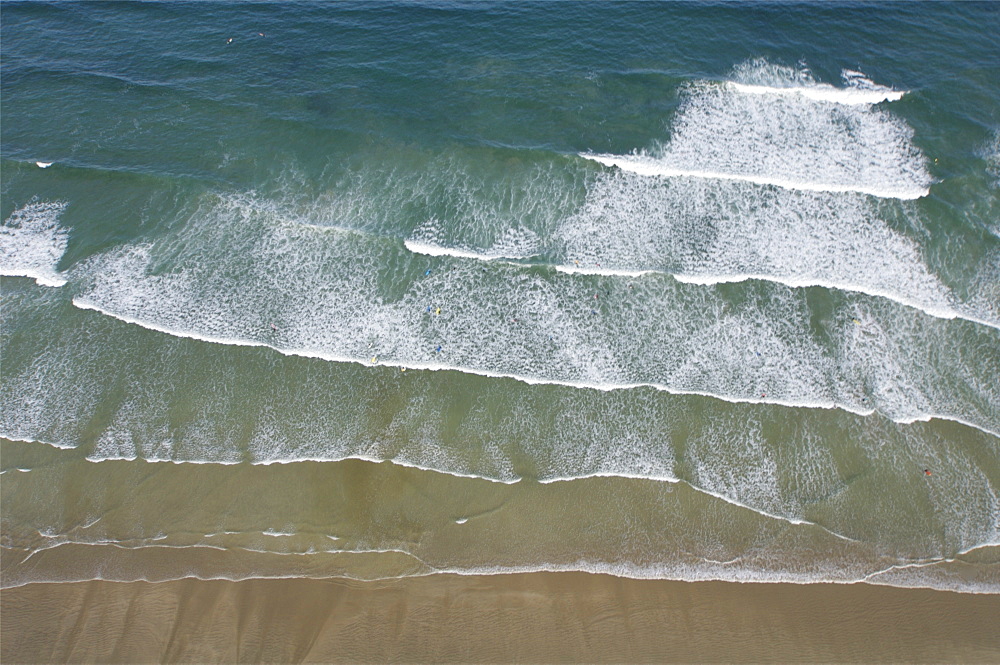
[3,421,999,594]
[3,542,998,594]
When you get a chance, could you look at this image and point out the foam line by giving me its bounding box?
[0,270,68,287]
[405,238,657,278]
[0,434,853,544]
[726,61,908,105]
[399,243,999,331]
[67,297,853,411]
[579,153,930,200]
[728,82,905,105]
[52,299,1000,441]
[3,550,996,594]
[672,272,1000,332]
[582,63,933,201]
[1,433,515,485]
[541,473,860,545]
[404,239,512,262]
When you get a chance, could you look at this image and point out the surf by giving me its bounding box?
[0,200,70,287]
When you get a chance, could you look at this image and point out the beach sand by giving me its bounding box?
[3,573,999,663]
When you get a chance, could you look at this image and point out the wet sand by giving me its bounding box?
[3,573,999,663]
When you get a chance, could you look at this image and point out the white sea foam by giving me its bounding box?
[727,61,906,105]
[404,239,511,262]
[54,186,999,438]
[405,220,542,264]
[0,200,70,287]
[3,545,996,594]
[582,61,931,200]
[396,175,996,331]
[579,153,930,200]
[556,173,999,330]
[729,82,905,106]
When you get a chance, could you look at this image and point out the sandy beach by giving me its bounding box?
[3,572,999,663]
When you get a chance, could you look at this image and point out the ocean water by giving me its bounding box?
[2,1,999,593]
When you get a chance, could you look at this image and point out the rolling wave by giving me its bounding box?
[555,172,999,330]
[406,174,998,329]
[48,187,998,437]
[727,82,905,106]
[578,153,929,200]
[727,60,907,105]
[581,62,931,199]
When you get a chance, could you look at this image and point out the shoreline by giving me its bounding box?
[4,572,999,663]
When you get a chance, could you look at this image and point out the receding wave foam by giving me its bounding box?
[582,61,931,199]
[3,439,997,593]
[55,189,1000,437]
[0,199,70,287]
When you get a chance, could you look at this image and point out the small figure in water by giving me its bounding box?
[270,323,278,331]
[924,469,932,476]
[226,37,233,44]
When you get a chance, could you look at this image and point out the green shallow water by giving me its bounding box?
[2,1,999,591]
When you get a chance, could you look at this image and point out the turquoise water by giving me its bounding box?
[2,1,999,592]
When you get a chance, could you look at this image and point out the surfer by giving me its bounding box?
[924,469,932,476]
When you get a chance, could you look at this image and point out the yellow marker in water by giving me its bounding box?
[435,307,441,315]
[370,356,377,364]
